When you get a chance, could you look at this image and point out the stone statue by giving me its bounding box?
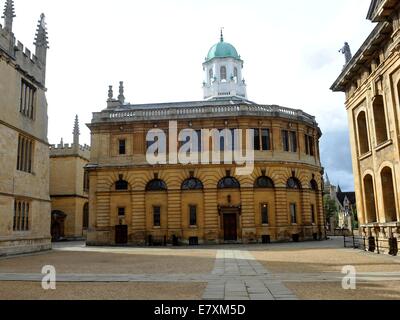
[339,42,352,65]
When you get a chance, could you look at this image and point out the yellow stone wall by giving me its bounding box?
[333,8,400,254]
[87,117,324,245]
[50,155,89,239]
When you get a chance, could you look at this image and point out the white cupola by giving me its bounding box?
[203,30,247,100]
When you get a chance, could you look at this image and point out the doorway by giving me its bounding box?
[223,213,238,241]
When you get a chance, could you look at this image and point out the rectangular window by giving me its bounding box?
[153,206,161,227]
[118,207,125,217]
[262,129,271,151]
[189,205,197,226]
[282,130,289,152]
[17,135,34,173]
[290,203,297,224]
[261,203,269,225]
[119,139,126,155]
[253,128,261,151]
[20,80,36,120]
[290,131,297,153]
[13,200,30,231]
[305,135,315,156]
[311,204,316,224]
[282,130,297,153]
[219,129,235,151]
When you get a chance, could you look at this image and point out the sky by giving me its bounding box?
[9,0,375,191]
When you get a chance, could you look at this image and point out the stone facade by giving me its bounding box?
[87,67,324,245]
[331,0,400,255]
[0,1,51,256]
[49,116,90,240]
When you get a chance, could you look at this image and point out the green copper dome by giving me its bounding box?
[206,38,240,62]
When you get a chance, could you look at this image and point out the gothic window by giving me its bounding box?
[217,176,240,189]
[363,174,377,223]
[189,205,197,226]
[357,111,370,155]
[255,176,275,189]
[220,66,227,82]
[17,135,34,173]
[182,178,204,190]
[83,203,89,230]
[261,204,269,225]
[115,176,129,191]
[381,167,397,222]
[310,179,318,191]
[20,79,36,120]
[372,95,388,145]
[13,200,30,231]
[146,179,168,192]
[287,177,302,189]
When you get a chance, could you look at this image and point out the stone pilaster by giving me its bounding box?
[131,191,146,243]
[240,188,256,242]
[167,190,182,237]
[203,190,219,243]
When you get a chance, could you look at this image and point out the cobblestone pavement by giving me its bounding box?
[202,250,298,300]
[1,239,400,300]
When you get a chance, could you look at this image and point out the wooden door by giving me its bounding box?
[223,214,238,241]
[115,225,128,245]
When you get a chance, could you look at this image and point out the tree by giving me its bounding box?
[323,195,338,224]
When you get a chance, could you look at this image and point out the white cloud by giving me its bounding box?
[9,0,375,189]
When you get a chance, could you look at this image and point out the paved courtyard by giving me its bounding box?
[0,238,399,300]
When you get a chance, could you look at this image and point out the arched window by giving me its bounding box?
[209,69,214,83]
[310,179,318,191]
[287,177,302,189]
[381,167,397,222]
[220,66,227,82]
[372,95,388,145]
[218,176,240,189]
[364,174,377,223]
[115,178,129,191]
[83,203,89,230]
[254,176,275,189]
[146,179,168,192]
[182,178,204,190]
[234,67,238,83]
[357,111,370,155]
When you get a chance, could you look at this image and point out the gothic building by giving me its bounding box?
[86,32,324,246]
[0,1,51,255]
[49,116,90,241]
[331,0,400,255]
